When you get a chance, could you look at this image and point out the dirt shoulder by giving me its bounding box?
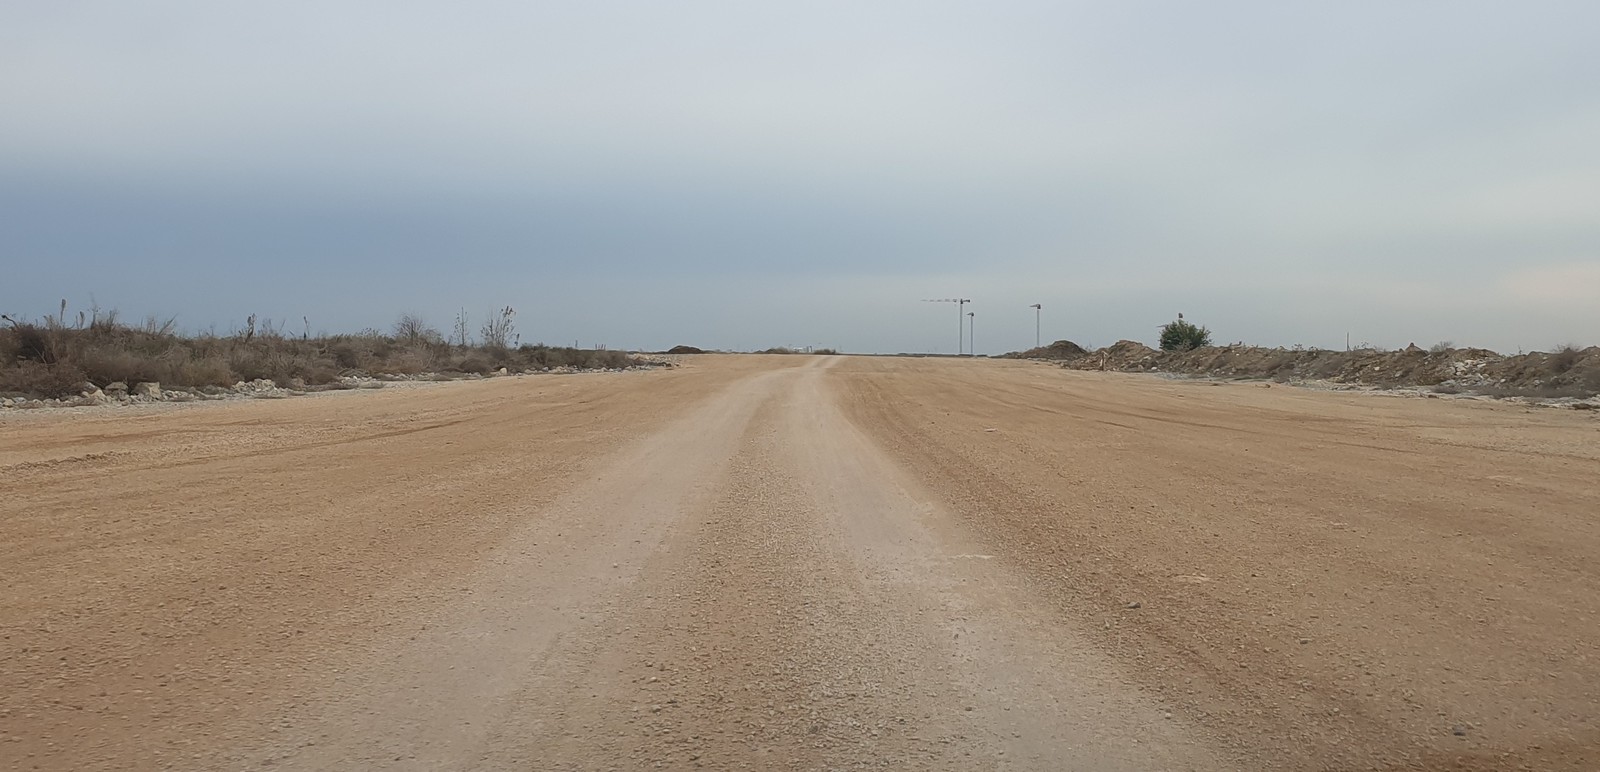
[0,355,785,771]
[839,357,1600,770]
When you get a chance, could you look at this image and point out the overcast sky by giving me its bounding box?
[3,2,1597,354]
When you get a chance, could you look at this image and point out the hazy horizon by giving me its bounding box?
[4,2,1597,355]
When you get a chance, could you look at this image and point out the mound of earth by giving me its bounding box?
[666,345,706,355]
[1047,342,1600,399]
[1006,340,1089,360]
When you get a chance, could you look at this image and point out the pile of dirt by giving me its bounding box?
[1013,341,1600,400]
[666,345,706,355]
[1087,340,1161,370]
[1004,340,1088,360]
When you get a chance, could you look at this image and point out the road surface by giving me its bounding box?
[4,355,1598,770]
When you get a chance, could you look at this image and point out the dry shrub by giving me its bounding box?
[1550,345,1580,374]
[227,348,269,382]
[452,353,495,374]
[0,305,644,398]
[382,349,432,375]
[263,353,319,384]
[302,366,341,385]
[329,342,366,369]
[363,336,395,360]
[168,356,236,388]
[0,361,87,398]
[515,345,634,370]
[74,347,164,386]
[3,323,58,363]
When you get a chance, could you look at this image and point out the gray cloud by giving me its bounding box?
[3,1,1597,353]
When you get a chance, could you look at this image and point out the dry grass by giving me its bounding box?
[0,307,647,399]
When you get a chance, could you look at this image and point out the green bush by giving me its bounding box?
[1159,319,1212,351]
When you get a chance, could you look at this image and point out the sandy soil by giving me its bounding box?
[3,355,1597,770]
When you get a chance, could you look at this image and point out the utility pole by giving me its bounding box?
[968,311,976,356]
[1029,303,1042,348]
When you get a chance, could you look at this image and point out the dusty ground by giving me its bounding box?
[3,355,1598,771]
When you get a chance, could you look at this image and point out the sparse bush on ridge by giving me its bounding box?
[479,306,517,349]
[0,303,656,400]
[392,312,440,345]
[1550,344,1580,374]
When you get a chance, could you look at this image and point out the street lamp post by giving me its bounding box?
[958,299,969,354]
[968,311,976,356]
[1029,303,1042,348]
[921,298,971,354]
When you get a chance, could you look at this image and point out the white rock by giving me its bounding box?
[133,382,162,399]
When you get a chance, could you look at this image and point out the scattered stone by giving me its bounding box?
[1125,601,1142,609]
[1452,724,1468,737]
[105,381,129,396]
[132,382,162,399]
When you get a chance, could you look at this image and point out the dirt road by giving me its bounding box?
[4,356,1598,770]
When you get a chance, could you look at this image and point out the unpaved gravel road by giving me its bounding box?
[4,355,1599,771]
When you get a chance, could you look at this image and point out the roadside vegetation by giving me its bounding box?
[1,302,647,400]
[1008,336,1600,401]
[757,346,840,355]
[1158,317,1213,351]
